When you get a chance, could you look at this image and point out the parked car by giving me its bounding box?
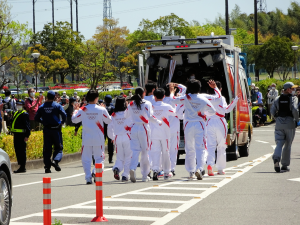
[0,149,13,225]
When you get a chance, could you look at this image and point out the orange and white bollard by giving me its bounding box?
[43,177,51,225]
[91,163,108,222]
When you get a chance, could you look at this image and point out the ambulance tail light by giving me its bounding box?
[175,45,189,48]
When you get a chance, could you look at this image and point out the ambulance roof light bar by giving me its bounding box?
[138,37,227,45]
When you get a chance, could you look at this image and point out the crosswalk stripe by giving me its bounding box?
[103,198,187,204]
[151,187,208,191]
[130,192,202,197]
[70,205,173,212]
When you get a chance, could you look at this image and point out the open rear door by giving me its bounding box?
[138,54,145,88]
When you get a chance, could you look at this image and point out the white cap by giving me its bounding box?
[63,91,66,94]
[74,92,77,95]
[251,83,255,86]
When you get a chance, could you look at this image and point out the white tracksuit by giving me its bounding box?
[163,84,186,172]
[206,96,238,170]
[107,111,132,179]
[72,104,111,182]
[171,90,220,173]
[124,100,161,178]
[150,101,176,174]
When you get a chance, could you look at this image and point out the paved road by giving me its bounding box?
[10,124,300,225]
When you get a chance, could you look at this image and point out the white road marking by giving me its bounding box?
[152,187,208,191]
[151,153,273,225]
[288,178,300,182]
[11,223,78,225]
[130,192,203,197]
[70,205,173,212]
[175,182,217,185]
[103,198,186,204]
[35,213,160,221]
[13,169,111,188]
[255,140,269,144]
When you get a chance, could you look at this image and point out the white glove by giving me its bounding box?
[234,96,239,101]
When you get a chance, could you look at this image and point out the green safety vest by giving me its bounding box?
[10,110,26,133]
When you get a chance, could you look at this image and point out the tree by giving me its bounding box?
[249,36,294,79]
[0,0,32,89]
[32,21,83,83]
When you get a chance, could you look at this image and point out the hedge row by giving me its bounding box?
[0,126,82,162]
[0,89,132,101]
[253,78,300,104]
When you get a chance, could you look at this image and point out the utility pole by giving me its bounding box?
[103,0,112,27]
[70,0,73,30]
[254,0,259,81]
[74,0,78,32]
[225,0,229,35]
[33,0,38,34]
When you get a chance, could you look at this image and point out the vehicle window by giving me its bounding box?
[239,68,246,100]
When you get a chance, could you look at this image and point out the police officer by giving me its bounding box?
[104,95,114,163]
[11,100,31,173]
[271,82,299,173]
[34,91,67,173]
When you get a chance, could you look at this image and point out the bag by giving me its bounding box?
[2,99,11,111]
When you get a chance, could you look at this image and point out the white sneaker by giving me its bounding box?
[189,172,196,180]
[142,176,150,182]
[130,170,136,183]
[195,169,203,180]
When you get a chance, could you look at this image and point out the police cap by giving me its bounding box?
[47,90,56,98]
[16,99,25,105]
[283,82,298,90]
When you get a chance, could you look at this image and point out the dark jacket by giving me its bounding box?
[11,110,31,138]
[254,107,267,120]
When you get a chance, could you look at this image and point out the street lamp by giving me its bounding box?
[31,52,40,92]
[291,46,298,79]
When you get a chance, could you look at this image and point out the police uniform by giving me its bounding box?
[34,91,67,173]
[11,100,31,173]
[271,82,299,172]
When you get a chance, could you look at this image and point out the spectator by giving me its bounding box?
[256,87,263,105]
[250,83,257,104]
[128,91,132,98]
[253,103,267,127]
[11,94,17,101]
[61,91,69,106]
[112,95,118,106]
[3,90,17,111]
[39,91,45,104]
[120,92,127,98]
[24,88,42,131]
[267,83,278,119]
[65,97,76,126]
[73,92,80,102]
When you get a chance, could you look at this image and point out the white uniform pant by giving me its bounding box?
[81,145,105,181]
[170,132,179,171]
[113,134,132,178]
[184,121,206,172]
[150,139,171,173]
[130,124,150,178]
[206,118,228,170]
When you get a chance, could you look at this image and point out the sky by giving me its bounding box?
[8,0,291,40]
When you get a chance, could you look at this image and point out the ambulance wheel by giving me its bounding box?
[226,141,238,161]
[239,132,251,157]
[0,171,11,225]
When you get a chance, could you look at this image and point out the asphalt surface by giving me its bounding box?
[10,124,300,225]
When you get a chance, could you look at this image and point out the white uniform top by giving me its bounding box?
[151,101,176,140]
[217,96,239,115]
[170,93,217,122]
[72,104,112,146]
[144,95,155,105]
[107,111,132,140]
[124,100,161,125]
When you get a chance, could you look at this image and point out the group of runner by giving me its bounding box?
[71,78,238,184]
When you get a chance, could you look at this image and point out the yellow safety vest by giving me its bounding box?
[10,110,26,133]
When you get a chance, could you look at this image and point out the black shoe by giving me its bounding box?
[51,161,61,172]
[113,168,120,180]
[274,159,280,173]
[153,171,158,181]
[281,166,290,172]
[45,168,51,173]
[13,167,26,173]
[86,181,92,185]
[109,161,114,164]
[171,170,175,176]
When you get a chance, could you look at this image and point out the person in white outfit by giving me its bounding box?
[151,88,176,180]
[170,80,218,180]
[163,83,186,176]
[204,81,239,176]
[72,90,112,184]
[124,87,162,183]
[107,97,132,182]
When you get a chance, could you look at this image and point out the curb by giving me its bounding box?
[11,146,108,171]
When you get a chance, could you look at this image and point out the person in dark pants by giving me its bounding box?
[11,100,31,173]
[253,103,267,127]
[104,95,115,163]
[34,91,67,173]
[65,97,76,126]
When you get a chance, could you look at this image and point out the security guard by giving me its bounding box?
[34,91,67,173]
[11,100,31,173]
[271,82,299,173]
